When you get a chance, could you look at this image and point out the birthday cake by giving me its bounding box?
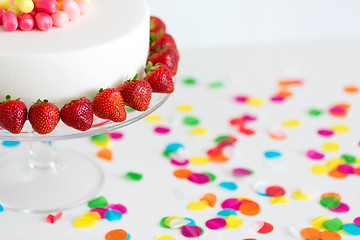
[0,0,178,134]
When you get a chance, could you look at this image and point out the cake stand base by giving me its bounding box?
[0,145,104,213]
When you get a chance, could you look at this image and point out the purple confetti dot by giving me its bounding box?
[188,173,210,184]
[205,218,227,230]
[329,202,350,213]
[306,150,325,160]
[109,132,124,140]
[181,225,203,238]
[221,198,241,210]
[234,95,248,103]
[337,164,354,174]
[90,208,108,219]
[317,129,334,137]
[171,158,189,166]
[354,217,360,227]
[108,204,127,214]
[233,168,253,176]
[270,95,285,102]
[154,126,171,134]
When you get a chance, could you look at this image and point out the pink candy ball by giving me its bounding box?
[35,12,53,31]
[19,13,35,31]
[29,9,38,17]
[0,9,5,25]
[75,0,89,15]
[51,10,69,27]
[36,0,58,14]
[3,11,18,32]
[61,0,80,21]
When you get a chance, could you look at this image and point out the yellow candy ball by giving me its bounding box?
[14,0,34,13]
[0,0,10,10]
[76,0,91,5]
[7,5,22,16]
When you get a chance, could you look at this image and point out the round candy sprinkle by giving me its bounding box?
[190,127,208,136]
[268,128,287,140]
[73,218,96,228]
[217,209,237,217]
[173,169,192,179]
[266,185,285,197]
[342,223,360,235]
[145,114,163,122]
[225,215,243,229]
[234,95,248,103]
[206,218,227,230]
[188,173,210,184]
[82,212,100,221]
[270,95,285,102]
[337,164,354,174]
[181,225,203,238]
[166,142,184,152]
[109,132,123,140]
[247,98,264,107]
[221,198,241,210]
[209,81,224,89]
[321,142,340,152]
[317,129,334,137]
[329,169,348,178]
[309,108,323,116]
[183,116,200,126]
[341,154,356,163]
[154,126,171,134]
[105,229,128,240]
[97,148,112,161]
[90,208,107,219]
[354,217,360,226]
[156,236,176,240]
[182,77,197,86]
[329,202,350,213]
[323,218,343,231]
[2,141,20,147]
[300,227,322,240]
[332,124,350,133]
[320,196,341,209]
[239,200,260,216]
[311,164,330,174]
[105,209,122,221]
[264,151,282,159]
[312,216,329,230]
[271,196,290,204]
[321,230,341,240]
[233,168,253,176]
[306,150,324,160]
[219,181,238,191]
[125,172,143,181]
[177,104,193,112]
[202,172,217,182]
[257,221,274,234]
[190,156,209,165]
[283,120,300,128]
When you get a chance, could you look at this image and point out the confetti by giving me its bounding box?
[225,215,243,229]
[344,85,359,93]
[177,104,194,112]
[183,116,200,126]
[342,223,360,236]
[182,77,197,86]
[321,142,340,152]
[0,204,3,212]
[323,218,343,232]
[247,98,264,107]
[264,151,282,159]
[169,218,190,229]
[329,202,350,213]
[206,218,227,230]
[145,114,163,122]
[188,173,211,184]
[239,200,260,216]
[266,185,286,197]
[234,95,248,103]
[332,124,350,133]
[187,201,208,211]
[219,182,238,191]
[306,150,325,160]
[108,132,124,140]
[97,148,113,161]
[90,208,107,219]
[292,189,313,201]
[88,196,108,208]
[221,198,241,210]
[105,229,129,240]
[300,227,321,240]
[270,196,290,204]
[73,218,97,228]
[341,154,356,163]
[190,127,208,136]
[283,120,300,128]
[200,193,217,207]
[233,168,253,176]
[189,156,209,165]
[156,236,177,240]
[257,221,274,234]
[308,108,323,116]
[47,212,62,224]
[105,209,123,221]
[317,129,334,137]
[82,212,101,221]
[321,230,341,240]
[155,126,171,134]
[209,81,225,89]
[125,172,143,181]
[312,216,330,230]
[217,209,237,217]
[354,217,360,226]
[181,225,204,238]
[92,134,111,147]
[320,195,341,209]
[108,204,127,214]
[166,143,185,152]
[2,141,20,147]
[173,169,193,179]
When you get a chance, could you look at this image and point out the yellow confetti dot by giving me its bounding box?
[327,158,346,169]
[321,142,340,152]
[82,212,101,221]
[177,104,194,112]
[145,114,163,122]
[332,124,350,133]
[189,156,209,165]
[73,218,97,228]
[292,190,312,201]
[356,159,360,167]
[187,200,209,211]
[283,120,300,128]
[310,164,331,174]
[225,215,243,229]
[164,216,183,227]
[270,196,290,204]
[156,236,177,240]
[312,216,329,230]
[190,127,208,136]
[247,98,264,107]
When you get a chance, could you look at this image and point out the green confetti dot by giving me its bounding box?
[209,81,224,89]
[163,149,172,158]
[320,196,341,209]
[125,172,143,181]
[88,196,108,208]
[341,154,356,164]
[214,135,233,144]
[203,172,216,182]
[308,108,323,116]
[91,134,110,143]
[160,217,171,229]
[182,77,197,86]
[183,116,200,126]
[323,217,343,231]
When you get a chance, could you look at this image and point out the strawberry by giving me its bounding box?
[147,47,179,76]
[150,16,166,36]
[144,62,174,93]
[150,33,177,53]
[93,88,126,122]
[0,95,27,134]
[118,74,152,111]
[60,98,94,131]
[28,99,60,135]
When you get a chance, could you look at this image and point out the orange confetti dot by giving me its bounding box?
[321,192,341,201]
[105,229,128,240]
[97,148,112,161]
[209,154,229,163]
[200,193,217,207]
[334,102,351,110]
[329,169,348,179]
[321,230,341,240]
[173,169,193,179]
[278,79,304,86]
[344,85,359,94]
[239,200,260,216]
[277,91,293,97]
[300,227,322,240]
[269,131,287,140]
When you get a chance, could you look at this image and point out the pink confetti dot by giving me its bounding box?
[171,158,189,166]
[221,198,241,210]
[107,204,127,214]
[234,95,248,103]
[90,208,107,219]
[337,164,354,174]
[270,95,285,102]
[205,218,227,230]
[109,132,124,140]
[306,150,325,160]
[329,106,346,115]
[181,225,203,238]
[354,217,360,227]
[188,173,210,184]
[154,126,171,134]
[233,168,253,176]
[329,202,350,213]
[242,115,257,121]
[317,129,334,137]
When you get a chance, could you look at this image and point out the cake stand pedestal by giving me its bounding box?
[0,93,170,213]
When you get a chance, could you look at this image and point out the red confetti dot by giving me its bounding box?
[257,222,274,234]
[266,185,286,197]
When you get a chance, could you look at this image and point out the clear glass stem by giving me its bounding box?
[28,141,58,170]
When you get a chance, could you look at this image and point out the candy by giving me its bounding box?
[3,10,18,31]
[75,0,89,15]
[0,0,10,10]
[88,196,108,208]
[36,0,57,14]
[35,12,53,31]
[14,0,34,13]
[0,8,5,24]
[18,13,34,31]
[51,10,69,27]
[61,0,80,21]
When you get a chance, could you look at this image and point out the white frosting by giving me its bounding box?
[0,0,149,107]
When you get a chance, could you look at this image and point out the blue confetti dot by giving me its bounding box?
[2,141,20,147]
[166,142,184,152]
[125,232,131,240]
[217,209,237,217]
[219,181,238,191]
[0,204,3,212]
[342,223,360,236]
[184,217,196,226]
[264,150,282,159]
[104,209,122,221]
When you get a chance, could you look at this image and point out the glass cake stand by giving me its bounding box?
[0,93,170,213]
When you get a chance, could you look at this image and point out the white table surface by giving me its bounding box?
[0,40,360,239]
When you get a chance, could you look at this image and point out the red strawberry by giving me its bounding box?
[28,99,60,135]
[150,33,177,53]
[0,95,27,134]
[148,47,179,76]
[150,16,166,35]
[118,74,152,111]
[93,88,126,122]
[144,62,174,93]
[60,98,94,131]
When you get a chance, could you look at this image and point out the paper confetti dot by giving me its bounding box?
[190,156,209,165]
[300,227,322,240]
[105,209,122,221]
[155,126,171,134]
[183,116,200,126]
[239,200,261,216]
[344,85,359,93]
[108,132,124,140]
[221,198,241,210]
[332,124,350,133]
[320,196,341,209]
[342,223,360,236]
[329,202,350,213]
[306,150,325,160]
[233,168,253,176]
[182,77,197,86]
[271,196,290,204]
[323,218,343,231]
[177,104,194,112]
[74,218,97,228]
[264,151,282,159]
[247,98,264,107]
[321,142,340,152]
[181,225,204,238]
[354,217,360,226]
[145,114,163,122]
[188,173,211,184]
[329,169,348,179]
[317,129,334,137]
[266,185,286,197]
[187,201,209,211]
[283,120,300,128]
[173,169,193,179]
[97,148,113,161]
[2,141,20,147]
[341,154,356,163]
[337,164,354,174]
[190,127,208,136]
[312,216,330,230]
[200,193,217,207]
[82,212,101,221]
[219,182,238,191]
[225,215,243,229]
[292,190,312,201]
[206,218,227,230]
[108,204,127,214]
[217,209,237,217]
[321,230,341,240]
[105,229,128,240]
[88,196,108,208]
[125,172,143,181]
[309,108,323,116]
[156,236,177,240]
[257,221,274,234]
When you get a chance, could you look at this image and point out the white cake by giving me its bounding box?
[0,0,150,108]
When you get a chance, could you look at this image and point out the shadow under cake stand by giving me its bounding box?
[0,93,170,213]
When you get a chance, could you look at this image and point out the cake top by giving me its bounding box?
[0,0,149,55]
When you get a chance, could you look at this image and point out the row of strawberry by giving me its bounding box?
[0,16,178,135]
